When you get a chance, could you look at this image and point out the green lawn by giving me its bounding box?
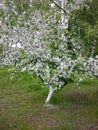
[0,68,98,130]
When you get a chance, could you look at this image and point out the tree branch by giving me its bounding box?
[50,0,67,15]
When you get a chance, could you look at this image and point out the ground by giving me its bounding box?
[0,68,98,130]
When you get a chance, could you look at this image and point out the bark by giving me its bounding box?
[61,0,68,42]
[91,40,97,57]
[45,85,55,104]
[29,0,32,6]
[50,0,69,41]
[45,79,67,104]
[50,0,67,14]
[61,0,68,28]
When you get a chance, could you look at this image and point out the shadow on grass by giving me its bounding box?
[51,86,98,107]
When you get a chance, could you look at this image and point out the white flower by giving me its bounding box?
[96,55,98,59]
[21,67,26,72]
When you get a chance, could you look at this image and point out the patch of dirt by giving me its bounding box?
[44,104,59,110]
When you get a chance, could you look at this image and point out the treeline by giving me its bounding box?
[0,0,98,57]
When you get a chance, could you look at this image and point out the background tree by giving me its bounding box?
[69,0,98,57]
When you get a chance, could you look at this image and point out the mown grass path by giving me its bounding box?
[0,68,98,130]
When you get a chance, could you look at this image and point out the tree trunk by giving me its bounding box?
[29,0,32,6]
[45,85,54,104]
[91,40,97,57]
[61,0,68,29]
[61,0,68,44]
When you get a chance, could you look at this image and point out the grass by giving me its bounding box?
[0,68,98,130]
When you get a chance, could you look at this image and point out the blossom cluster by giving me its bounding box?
[0,10,98,91]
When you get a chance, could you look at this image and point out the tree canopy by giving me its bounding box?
[0,0,98,103]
